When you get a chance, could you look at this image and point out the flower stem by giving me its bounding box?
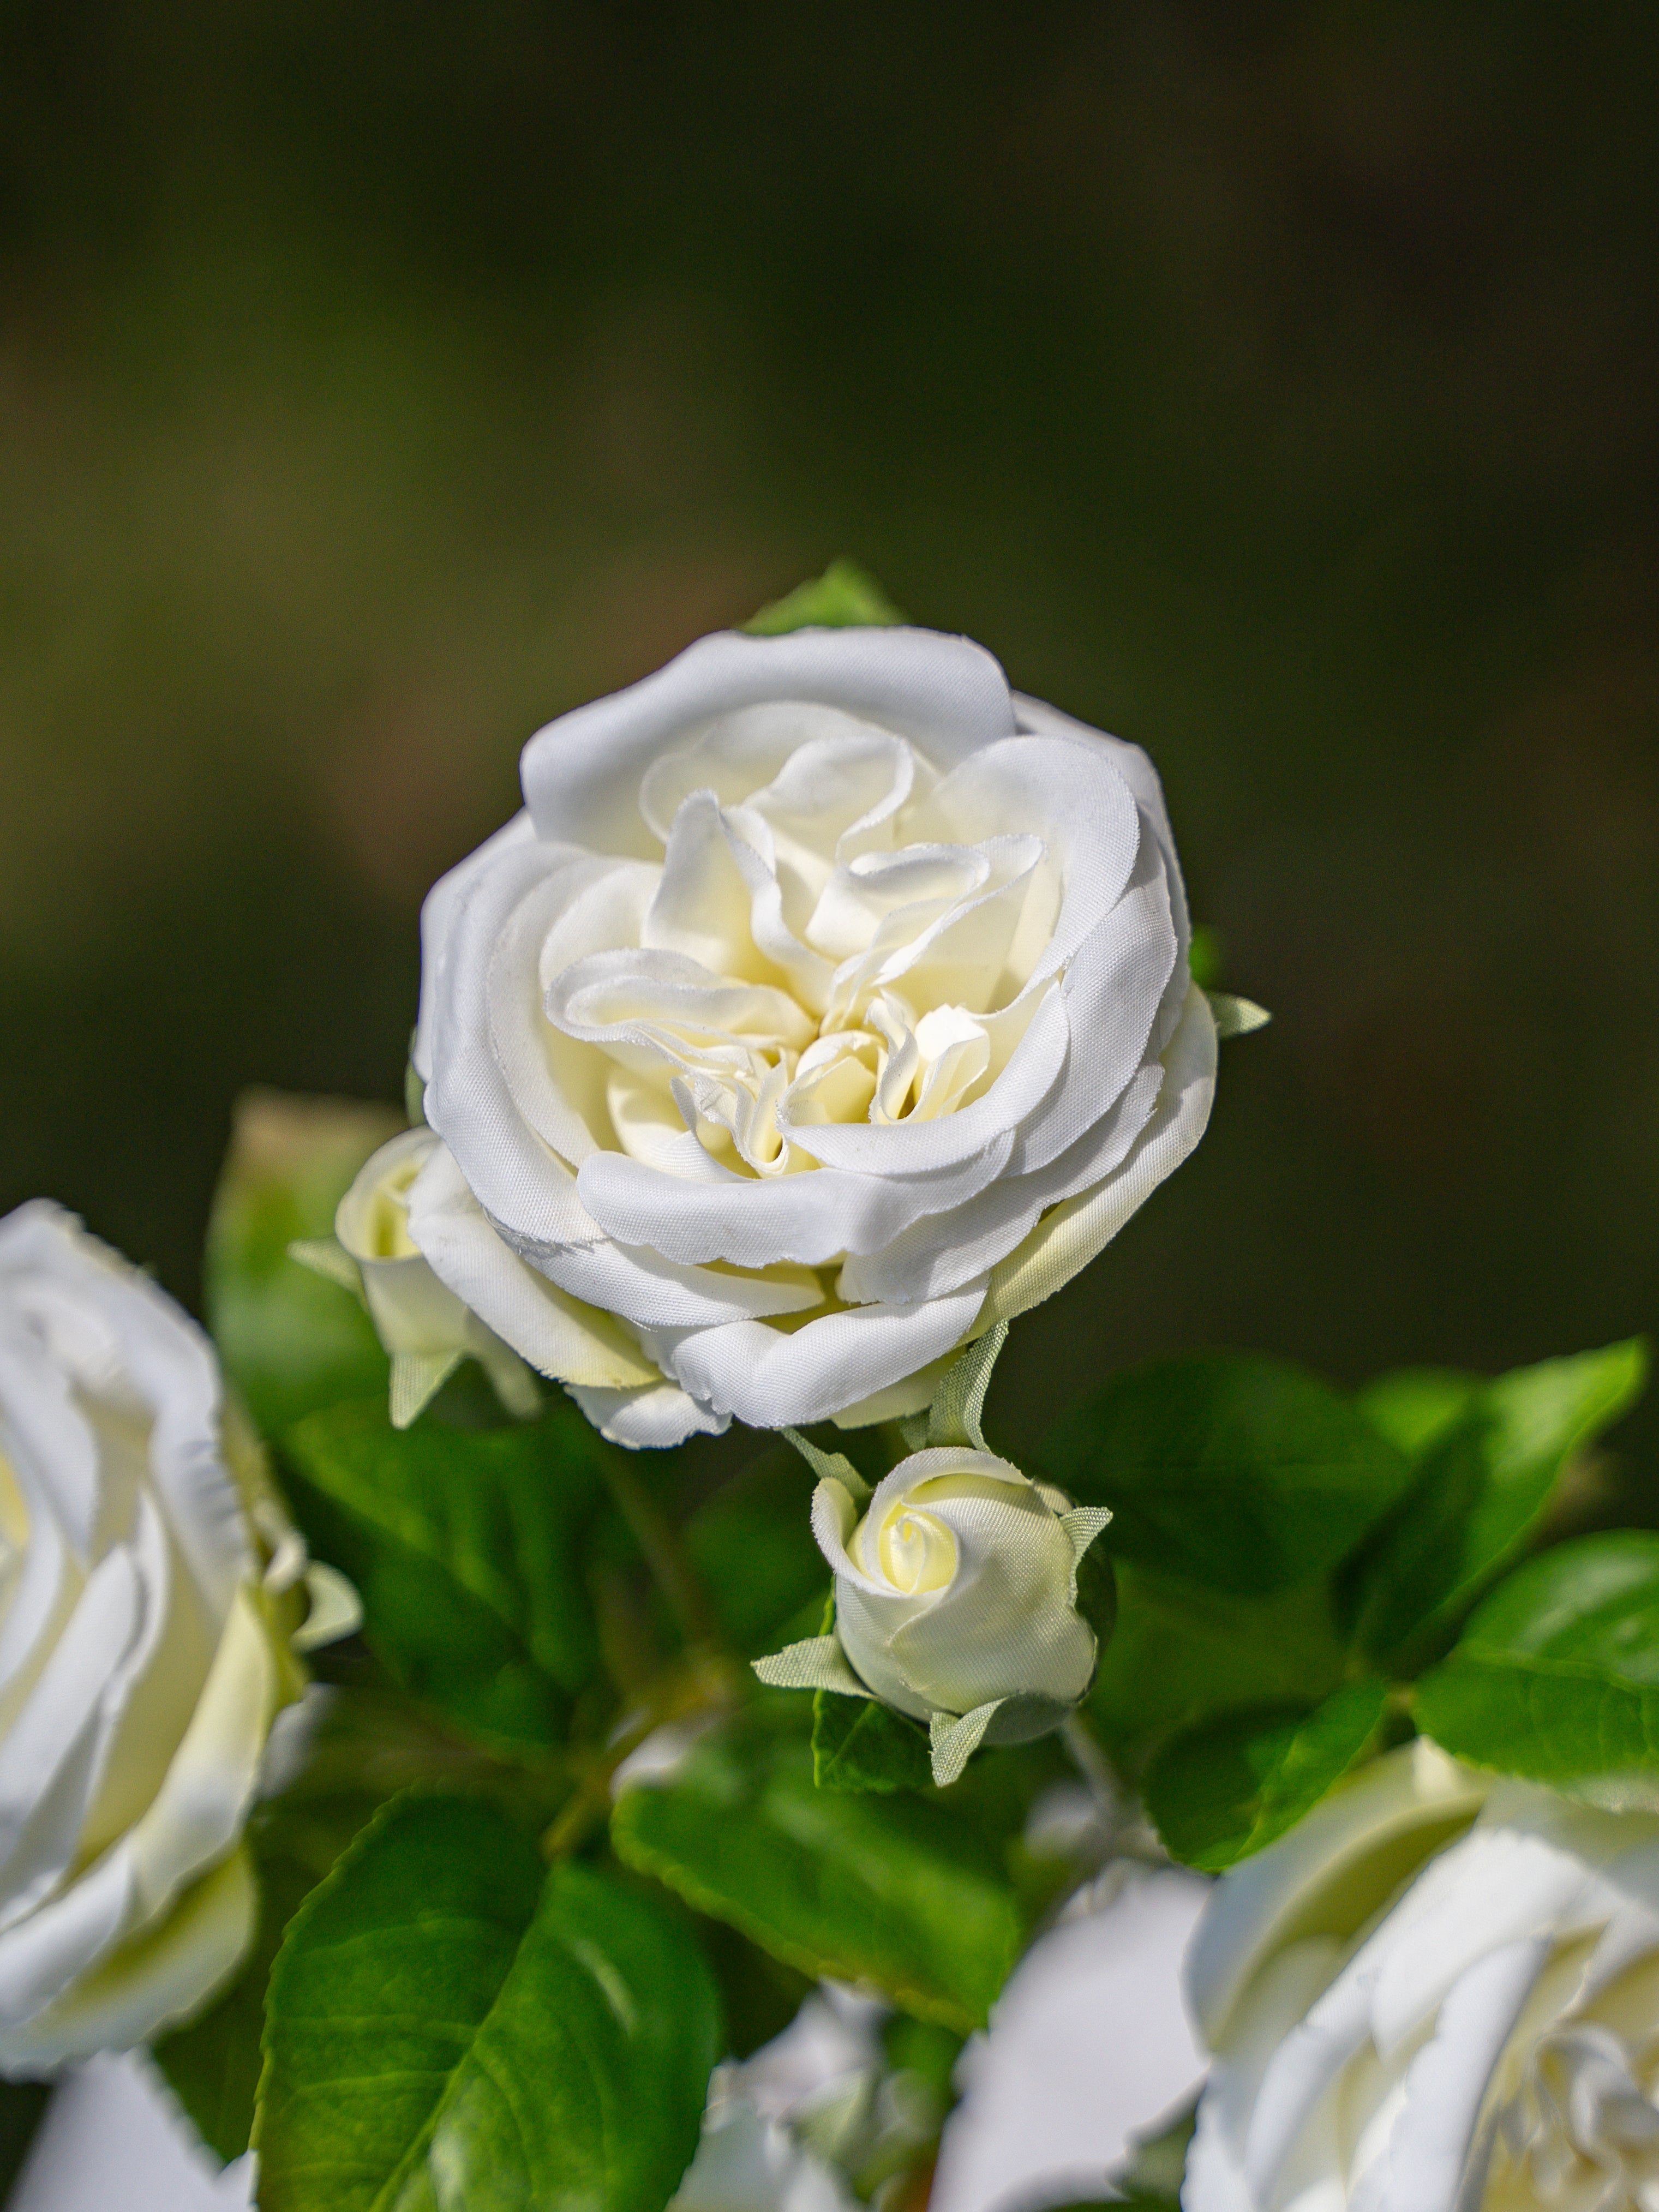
[540,1646,741,1860]
[594,1441,726,1656]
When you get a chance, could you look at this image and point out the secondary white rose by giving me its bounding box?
[1185,1738,1659,2211]
[408,624,1217,1448]
[756,1444,1110,1784]
[0,1201,349,2073]
[292,1126,546,1430]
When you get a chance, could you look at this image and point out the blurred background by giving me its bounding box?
[2,2,1655,1461]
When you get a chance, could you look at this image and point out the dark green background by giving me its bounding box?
[2,3,1655,1458]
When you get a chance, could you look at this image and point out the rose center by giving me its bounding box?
[866,1503,957,1596]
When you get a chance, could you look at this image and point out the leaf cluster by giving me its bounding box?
[1037,1340,1648,1871]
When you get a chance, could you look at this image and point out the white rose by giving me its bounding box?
[1185,1738,1659,2210]
[408,625,1218,1448]
[756,1443,1110,1784]
[0,1201,352,2074]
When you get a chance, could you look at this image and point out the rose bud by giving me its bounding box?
[756,1444,1110,1785]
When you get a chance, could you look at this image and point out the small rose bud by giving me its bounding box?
[757,1443,1110,1785]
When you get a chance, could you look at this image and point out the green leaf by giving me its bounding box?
[1343,1340,1648,1674]
[812,1689,935,1793]
[685,1441,828,1658]
[1142,1678,1391,1872]
[1089,1563,1347,1778]
[153,1680,501,2160]
[1414,1531,1659,1799]
[744,559,906,634]
[1040,1356,1415,1594]
[1356,1368,1482,1460]
[695,1918,815,2060]
[154,1783,381,2161]
[612,1705,1022,2031]
[256,1791,719,2212]
[282,1398,608,1753]
[206,1089,401,1438]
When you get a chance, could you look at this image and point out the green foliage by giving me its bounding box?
[257,1791,718,2212]
[612,1704,1023,2031]
[1414,1532,1659,1797]
[0,2082,51,2201]
[155,1685,508,2159]
[1185,924,1221,991]
[205,1090,399,1438]
[743,559,906,634]
[1143,1679,1391,1871]
[685,1441,828,1658]
[282,1398,610,1753]
[694,1917,815,2060]
[1088,1564,1347,1777]
[813,1689,935,1793]
[153,1787,376,2150]
[1104,2098,1198,2210]
[1343,1340,1648,1674]
[1041,1356,1415,1595]
[1356,1368,1482,1460]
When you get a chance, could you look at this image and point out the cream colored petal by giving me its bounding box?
[0,1845,255,2075]
[977,981,1217,1329]
[565,1378,729,1449]
[1187,1740,1490,2051]
[406,1142,657,1388]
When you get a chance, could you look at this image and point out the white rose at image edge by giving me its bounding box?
[0,1201,329,2074]
[1184,1739,1659,2211]
[407,625,1218,1448]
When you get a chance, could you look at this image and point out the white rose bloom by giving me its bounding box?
[1185,1738,1659,2211]
[672,1986,880,2212]
[0,1201,352,2075]
[408,625,1218,1448]
[756,1442,1110,1784]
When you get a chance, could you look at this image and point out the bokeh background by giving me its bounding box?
[3,3,1656,1464]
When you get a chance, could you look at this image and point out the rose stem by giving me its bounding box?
[592,1438,727,1657]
